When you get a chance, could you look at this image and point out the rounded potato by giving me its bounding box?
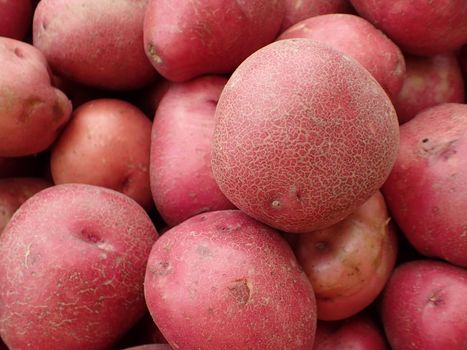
[145,210,317,349]
[212,39,399,233]
[279,14,405,101]
[0,184,158,350]
[51,99,153,210]
[33,0,156,90]
[150,76,235,226]
[0,0,33,40]
[382,103,467,267]
[144,0,285,82]
[0,38,72,157]
[0,177,51,232]
[295,191,398,320]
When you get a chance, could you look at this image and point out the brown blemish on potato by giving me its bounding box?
[18,97,45,123]
[228,278,252,305]
[147,43,162,65]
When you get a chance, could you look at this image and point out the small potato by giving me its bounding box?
[0,38,72,157]
[294,191,398,320]
[0,0,33,40]
[0,177,51,232]
[150,76,235,226]
[394,54,465,124]
[33,0,156,90]
[0,184,158,350]
[51,99,153,210]
[278,14,406,101]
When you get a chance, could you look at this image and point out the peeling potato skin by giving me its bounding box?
[382,103,467,267]
[295,191,398,320]
[144,210,317,350]
[0,184,158,350]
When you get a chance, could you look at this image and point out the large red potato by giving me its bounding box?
[281,0,352,31]
[0,37,72,157]
[33,0,156,90]
[212,39,399,233]
[0,0,33,40]
[382,260,467,350]
[382,103,467,267]
[51,99,153,210]
[394,54,465,124]
[143,0,285,82]
[0,177,51,232]
[350,0,467,55]
[145,210,317,349]
[150,76,235,226]
[279,14,405,101]
[295,191,398,320]
[0,184,158,350]
[314,314,388,349]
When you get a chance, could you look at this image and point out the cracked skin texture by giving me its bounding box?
[212,39,399,234]
[144,210,317,350]
[0,184,158,350]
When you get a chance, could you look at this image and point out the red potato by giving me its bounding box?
[0,177,51,232]
[281,0,353,31]
[394,54,465,124]
[0,0,33,40]
[212,39,399,233]
[150,76,235,226]
[51,99,153,210]
[0,37,72,157]
[314,314,388,349]
[350,0,467,56]
[382,103,467,267]
[145,210,317,349]
[295,191,398,320]
[382,260,467,350]
[0,184,158,350]
[33,0,156,90]
[278,14,406,101]
[143,0,285,82]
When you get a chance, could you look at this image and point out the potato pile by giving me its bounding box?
[0,1,466,350]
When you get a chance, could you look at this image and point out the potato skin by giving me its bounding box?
[51,99,153,210]
[150,76,235,226]
[0,38,72,157]
[350,0,467,55]
[212,39,399,233]
[0,0,33,40]
[394,54,465,124]
[144,0,285,82]
[33,0,156,90]
[0,177,51,232]
[382,260,467,350]
[278,14,406,102]
[0,184,158,350]
[144,210,317,349]
[382,103,467,267]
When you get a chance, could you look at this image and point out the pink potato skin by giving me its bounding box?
[145,210,317,349]
[0,184,158,350]
[395,54,465,124]
[382,260,467,350]
[0,177,51,232]
[0,38,72,157]
[33,0,156,90]
[212,39,399,233]
[314,314,388,349]
[51,99,153,210]
[350,0,467,56]
[382,103,467,267]
[144,0,285,82]
[279,14,405,101]
[281,0,353,31]
[295,191,398,320]
[150,76,235,226]
[0,0,33,40]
